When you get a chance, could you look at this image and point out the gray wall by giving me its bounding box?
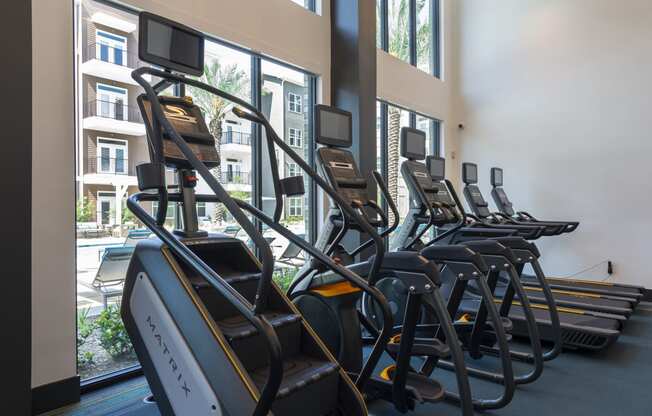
[456,0,652,286]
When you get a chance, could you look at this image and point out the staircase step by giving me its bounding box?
[250,355,341,415]
[218,311,301,341]
[217,311,302,371]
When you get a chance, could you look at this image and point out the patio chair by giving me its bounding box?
[92,245,134,307]
[124,229,152,246]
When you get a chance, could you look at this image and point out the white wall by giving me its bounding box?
[32,0,76,388]
[377,0,462,184]
[32,0,332,388]
[455,0,652,286]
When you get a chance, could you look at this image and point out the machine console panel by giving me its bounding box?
[139,95,220,169]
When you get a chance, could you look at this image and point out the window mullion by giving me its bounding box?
[251,55,263,244]
[409,0,417,66]
[381,0,389,51]
[432,0,441,77]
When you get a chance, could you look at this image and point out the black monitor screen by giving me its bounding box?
[401,127,426,160]
[492,168,503,186]
[463,163,478,184]
[315,105,352,147]
[428,157,446,180]
[140,13,204,76]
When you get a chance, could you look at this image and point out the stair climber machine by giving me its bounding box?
[121,12,403,416]
[489,167,644,307]
[397,145,623,351]
[390,129,548,386]
[289,106,518,413]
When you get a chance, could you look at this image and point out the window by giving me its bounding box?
[290,0,316,12]
[97,138,127,174]
[75,0,316,385]
[197,202,207,218]
[96,29,127,66]
[261,59,314,291]
[152,201,177,220]
[378,0,441,77]
[376,101,441,250]
[96,83,128,121]
[288,92,302,113]
[289,128,303,147]
[288,197,303,217]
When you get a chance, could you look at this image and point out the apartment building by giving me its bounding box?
[75,1,147,228]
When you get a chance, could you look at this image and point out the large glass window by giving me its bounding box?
[261,59,313,291]
[378,0,440,77]
[75,0,316,384]
[388,0,410,62]
[188,39,253,247]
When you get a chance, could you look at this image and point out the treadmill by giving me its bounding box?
[399,152,623,350]
[487,166,644,306]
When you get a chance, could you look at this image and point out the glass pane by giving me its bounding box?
[290,0,314,11]
[115,148,125,173]
[416,0,433,73]
[386,105,409,250]
[388,0,410,62]
[261,59,312,291]
[187,39,253,244]
[376,0,383,49]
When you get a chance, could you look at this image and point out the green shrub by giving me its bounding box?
[77,308,95,367]
[96,305,133,358]
[76,198,94,223]
[273,268,299,292]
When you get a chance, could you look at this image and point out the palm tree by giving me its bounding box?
[188,59,250,224]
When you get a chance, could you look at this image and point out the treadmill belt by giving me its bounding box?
[545,279,641,295]
[458,298,620,331]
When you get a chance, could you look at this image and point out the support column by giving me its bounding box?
[331,0,378,258]
[1,1,32,414]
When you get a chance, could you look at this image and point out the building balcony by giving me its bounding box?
[221,171,252,192]
[82,157,145,187]
[91,12,137,34]
[83,99,146,136]
[220,131,252,156]
[81,43,149,85]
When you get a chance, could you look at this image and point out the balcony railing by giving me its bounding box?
[87,157,143,176]
[84,43,141,69]
[84,100,143,123]
[222,131,252,146]
[221,171,251,185]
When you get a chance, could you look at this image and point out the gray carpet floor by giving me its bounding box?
[42,303,652,416]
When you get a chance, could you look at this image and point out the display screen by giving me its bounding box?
[406,131,425,156]
[147,20,201,69]
[428,157,445,180]
[319,107,352,146]
[493,168,503,186]
[464,163,478,183]
[315,105,352,147]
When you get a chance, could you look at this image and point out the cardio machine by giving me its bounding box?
[121,12,400,416]
[288,105,474,414]
[411,155,622,351]
[490,167,644,304]
[395,128,547,384]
